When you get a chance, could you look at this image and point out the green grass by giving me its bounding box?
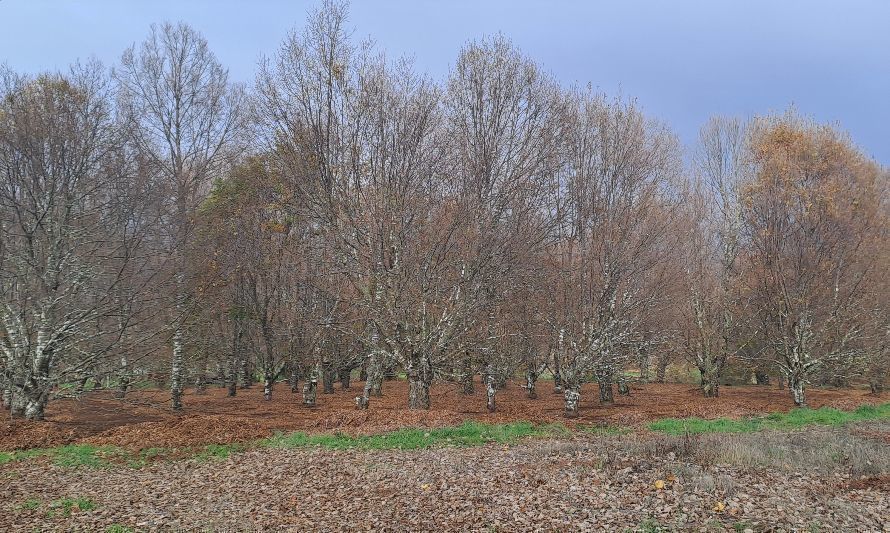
[3,422,555,467]
[106,525,135,533]
[0,447,45,465]
[194,443,246,461]
[19,498,41,510]
[52,444,120,468]
[649,402,890,435]
[262,420,548,451]
[2,403,884,468]
[46,497,96,518]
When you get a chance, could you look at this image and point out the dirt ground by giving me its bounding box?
[2,380,885,451]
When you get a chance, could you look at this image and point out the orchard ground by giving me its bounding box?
[1,381,888,531]
[1,380,885,450]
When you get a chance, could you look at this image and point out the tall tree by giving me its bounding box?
[115,22,245,410]
[550,91,681,416]
[681,117,752,397]
[742,112,882,406]
[0,64,156,419]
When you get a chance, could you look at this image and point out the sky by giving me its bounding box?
[1,0,888,165]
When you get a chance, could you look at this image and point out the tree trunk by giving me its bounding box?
[598,380,614,404]
[289,368,299,393]
[552,346,563,394]
[460,358,475,395]
[754,371,770,385]
[700,367,719,398]
[407,355,431,410]
[486,376,496,413]
[24,394,48,421]
[240,356,252,389]
[356,357,375,410]
[75,375,89,394]
[563,386,580,418]
[655,355,668,384]
[171,324,185,412]
[789,374,806,407]
[366,354,383,397]
[525,368,537,399]
[322,361,336,394]
[359,357,368,382]
[302,377,317,407]
[227,351,238,397]
[9,390,26,418]
[701,380,718,398]
[115,355,129,400]
[194,374,208,395]
[408,379,430,409]
[461,374,475,395]
[869,380,884,394]
[263,374,274,401]
[20,365,50,421]
[638,348,650,383]
[339,367,351,390]
[617,378,630,396]
[354,394,369,409]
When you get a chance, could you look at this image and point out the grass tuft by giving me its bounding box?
[19,498,41,511]
[0,448,47,465]
[52,444,121,468]
[194,443,245,461]
[648,402,890,435]
[46,497,96,518]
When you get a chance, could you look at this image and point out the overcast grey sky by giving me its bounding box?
[1,0,888,164]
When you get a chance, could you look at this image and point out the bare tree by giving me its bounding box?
[549,91,682,417]
[444,35,564,411]
[681,117,753,397]
[115,22,246,410]
[0,64,157,419]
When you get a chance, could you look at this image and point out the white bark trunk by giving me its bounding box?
[171,325,184,411]
[564,386,580,418]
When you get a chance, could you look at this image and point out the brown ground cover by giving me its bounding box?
[3,425,888,531]
[1,380,885,451]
